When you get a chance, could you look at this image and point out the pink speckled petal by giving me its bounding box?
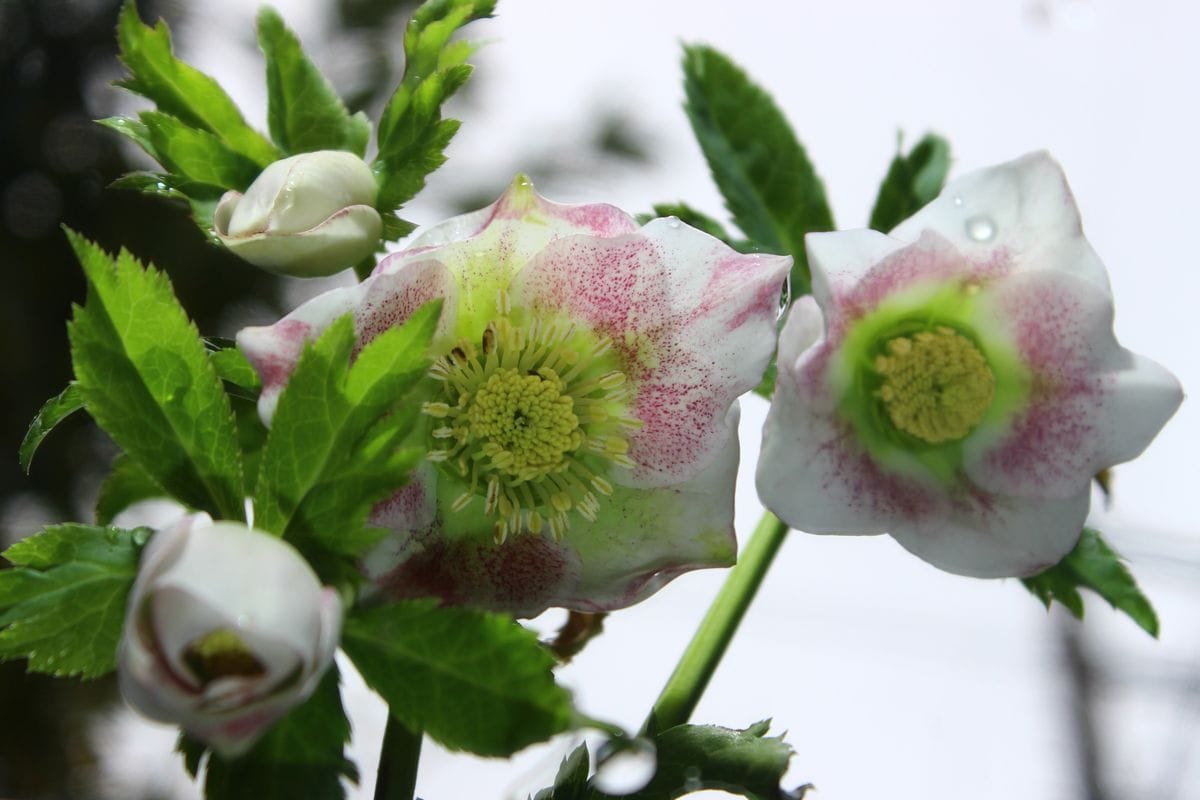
[237,282,368,424]
[805,228,909,316]
[353,258,458,350]
[364,524,584,619]
[889,488,1088,578]
[404,176,639,254]
[237,259,455,424]
[369,461,438,532]
[964,270,1183,498]
[565,403,741,611]
[891,151,1110,293]
[373,177,640,306]
[757,323,933,535]
[807,229,1007,345]
[366,405,742,616]
[512,218,790,487]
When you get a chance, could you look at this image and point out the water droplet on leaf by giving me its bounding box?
[593,737,657,795]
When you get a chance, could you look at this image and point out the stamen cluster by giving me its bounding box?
[873,325,996,444]
[424,302,642,543]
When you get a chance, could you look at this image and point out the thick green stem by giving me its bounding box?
[643,511,789,736]
[374,715,422,800]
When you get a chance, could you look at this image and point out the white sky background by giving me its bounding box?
[94,1,1200,798]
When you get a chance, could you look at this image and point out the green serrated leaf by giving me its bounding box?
[610,722,794,800]
[375,74,468,214]
[381,213,418,243]
[211,346,262,393]
[97,116,163,162]
[342,599,573,756]
[1022,528,1159,637]
[0,524,147,678]
[257,8,371,157]
[116,1,279,167]
[252,302,440,558]
[372,0,494,222]
[138,111,262,191]
[65,231,244,521]
[108,171,228,232]
[199,668,356,800]
[531,722,798,800]
[178,733,206,779]
[95,454,166,526]
[19,384,84,474]
[682,44,833,295]
[531,743,590,800]
[868,133,952,232]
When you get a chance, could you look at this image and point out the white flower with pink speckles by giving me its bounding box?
[757,152,1182,578]
[238,177,791,615]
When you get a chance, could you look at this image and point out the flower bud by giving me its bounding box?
[117,514,342,757]
[213,150,382,277]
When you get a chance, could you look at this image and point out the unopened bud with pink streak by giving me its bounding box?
[117,514,342,756]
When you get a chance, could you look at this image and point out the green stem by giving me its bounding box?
[643,511,789,736]
[374,715,422,800]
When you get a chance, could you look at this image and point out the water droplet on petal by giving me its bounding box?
[593,738,657,795]
[952,195,964,207]
[964,214,996,242]
[154,181,168,192]
[665,216,681,229]
[682,766,702,792]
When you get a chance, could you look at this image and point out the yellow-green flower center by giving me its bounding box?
[467,368,583,477]
[424,313,641,543]
[873,326,995,444]
[183,628,264,683]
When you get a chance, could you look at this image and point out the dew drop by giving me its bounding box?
[592,737,656,795]
[964,214,996,242]
[952,195,964,207]
[665,216,681,229]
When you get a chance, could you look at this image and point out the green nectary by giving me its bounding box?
[831,279,1030,484]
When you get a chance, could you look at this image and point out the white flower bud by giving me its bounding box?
[213,150,383,277]
[117,514,342,757]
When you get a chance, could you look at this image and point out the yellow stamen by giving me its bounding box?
[873,326,995,444]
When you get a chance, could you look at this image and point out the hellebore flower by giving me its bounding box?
[117,514,342,756]
[757,152,1183,578]
[213,150,382,277]
[238,177,791,615]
